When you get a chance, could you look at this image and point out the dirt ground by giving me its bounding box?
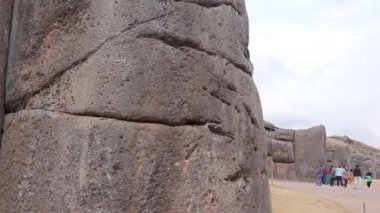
[271,179,380,213]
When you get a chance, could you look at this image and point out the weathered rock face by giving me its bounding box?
[0,0,14,143]
[0,0,270,212]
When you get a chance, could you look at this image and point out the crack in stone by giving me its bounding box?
[174,0,243,15]
[182,48,242,98]
[224,167,245,182]
[11,109,224,129]
[242,102,258,127]
[137,32,251,76]
[9,14,166,112]
[185,143,199,160]
[2,116,15,132]
[226,83,237,93]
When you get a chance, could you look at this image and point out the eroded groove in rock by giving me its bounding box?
[173,0,243,15]
[243,102,259,126]
[207,123,235,140]
[138,33,252,76]
[44,109,219,127]
[185,143,200,160]
[209,91,232,106]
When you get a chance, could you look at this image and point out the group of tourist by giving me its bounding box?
[316,164,373,189]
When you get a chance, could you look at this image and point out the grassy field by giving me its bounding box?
[271,186,351,213]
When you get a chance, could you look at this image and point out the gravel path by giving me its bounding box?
[272,179,380,213]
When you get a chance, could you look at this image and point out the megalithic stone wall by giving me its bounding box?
[0,0,270,212]
[0,0,14,146]
[265,124,326,182]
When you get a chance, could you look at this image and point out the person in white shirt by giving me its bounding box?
[335,166,343,187]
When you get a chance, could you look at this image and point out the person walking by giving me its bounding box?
[330,166,336,187]
[349,168,355,184]
[365,169,373,188]
[342,167,349,188]
[335,166,343,187]
[316,164,323,186]
[322,164,329,184]
[353,165,362,189]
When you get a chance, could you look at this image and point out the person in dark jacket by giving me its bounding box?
[353,165,362,189]
[365,169,373,188]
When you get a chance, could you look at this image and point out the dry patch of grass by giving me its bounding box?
[271,186,351,213]
[326,137,348,149]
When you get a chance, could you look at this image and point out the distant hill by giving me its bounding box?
[326,135,380,178]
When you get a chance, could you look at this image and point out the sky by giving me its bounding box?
[246,0,380,148]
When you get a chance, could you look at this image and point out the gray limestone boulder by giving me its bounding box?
[294,125,326,181]
[0,0,270,212]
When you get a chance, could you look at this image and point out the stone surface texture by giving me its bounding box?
[0,0,14,144]
[272,163,296,180]
[0,0,270,212]
[270,139,294,163]
[273,129,295,142]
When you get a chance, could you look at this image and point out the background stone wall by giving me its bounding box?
[265,123,327,182]
[266,122,380,181]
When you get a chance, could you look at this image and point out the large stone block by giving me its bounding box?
[6,0,165,110]
[271,139,295,163]
[273,128,295,142]
[0,110,269,212]
[294,125,326,181]
[1,0,270,212]
[6,0,252,112]
[0,0,14,142]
